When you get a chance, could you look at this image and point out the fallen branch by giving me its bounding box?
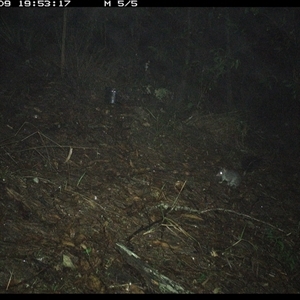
[116,243,191,294]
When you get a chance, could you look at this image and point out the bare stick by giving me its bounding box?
[64,147,73,164]
[6,270,13,291]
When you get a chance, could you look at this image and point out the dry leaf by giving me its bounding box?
[62,254,76,269]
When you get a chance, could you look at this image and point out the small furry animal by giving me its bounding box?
[216,168,241,187]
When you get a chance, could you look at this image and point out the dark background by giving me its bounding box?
[2,7,300,123]
[0,7,299,164]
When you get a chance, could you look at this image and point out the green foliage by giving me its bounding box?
[209,48,240,81]
[142,85,173,105]
[154,88,172,101]
[197,273,208,284]
[265,229,298,272]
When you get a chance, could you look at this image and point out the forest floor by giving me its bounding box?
[0,73,299,294]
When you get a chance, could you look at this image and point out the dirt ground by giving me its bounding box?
[0,74,299,294]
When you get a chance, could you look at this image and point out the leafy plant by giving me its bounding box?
[265,229,298,272]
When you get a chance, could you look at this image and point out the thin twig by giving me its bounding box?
[169,180,187,212]
[76,171,86,187]
[199,208,286,233]
[64,147,73,164]
[6,270,13,291]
